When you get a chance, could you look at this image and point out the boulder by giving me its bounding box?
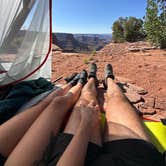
[125,90,143,104]
[155,97,166,110]
[128,48,140,52]
[140,108,156,115]
[127,83,148,95]
[143,53,152,56]
[52,44,62,52]
[142,97,155,109]
[144,110,166,121]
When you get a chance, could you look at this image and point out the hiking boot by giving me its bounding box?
[78,70,88,85]
[64,73,78,83]
[88,63,99,87]
[68,73,81,86]
[88,63,97,79]
[104,64,115,89]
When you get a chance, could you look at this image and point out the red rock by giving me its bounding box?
[144,53,152,56]
[135,102,145,110]
[143,97,155,109]
[128,48,140,52]
[155,97,166,110]
[140,108,156,115]
[134,102,156,115]
[125,90,142,104]
[51,42,166,121]
[52,44,62,52]
[127,83,148,95]
[144,110,166,121]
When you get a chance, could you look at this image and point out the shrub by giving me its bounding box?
[83,58,89,64]
[112,17,146,43]
[91,49,97,56]
[112,18,125,42]
[83,56,94,64]
[144,0,166,48]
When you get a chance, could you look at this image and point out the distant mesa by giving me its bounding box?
[52,32,112,53]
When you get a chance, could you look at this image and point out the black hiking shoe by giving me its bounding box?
[68,73,81,86]
[64,73,78,83]
[104,64,115,89]
[78,70,88,85]
[88,63,97,79]
[88,63,99,86]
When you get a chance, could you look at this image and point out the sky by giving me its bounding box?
[52,0,147,34]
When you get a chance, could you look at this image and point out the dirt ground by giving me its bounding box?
[52,42,166,121]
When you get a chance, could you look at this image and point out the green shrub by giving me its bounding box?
[91,49,97,56]
[89,56,94,61]
[83,58,89,64]
[144,0,166,48]
[112,17,146,43]
[83,56,94,64]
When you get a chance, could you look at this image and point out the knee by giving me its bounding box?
[76,98,89,105]
[81,91,97,100]
[81,89,91,95]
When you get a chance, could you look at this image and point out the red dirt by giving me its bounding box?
[52,42,166,121]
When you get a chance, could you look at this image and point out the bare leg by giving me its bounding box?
[64,78,102,146]
[0,83,72,157]
[5,83,82,166]
[105,78,150,142]
[36,83,72,108]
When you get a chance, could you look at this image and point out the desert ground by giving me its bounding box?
[52,42,166,121]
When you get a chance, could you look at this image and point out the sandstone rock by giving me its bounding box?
[52,44,62,52]
[143,97,155,109]
[127,83,148,95]
[156,109,166,118]
[143,53,152,56]
[135,101,145,109]
[116,76,134,84]
[98,42,128,56]
[125,90,143,104]
[134,102,144,114]
[144,110,166,121]
[128,48,140,52]
[140,108,156,115]
[52,33,109,53]
[155,97,166,110]
[141,47,156,51]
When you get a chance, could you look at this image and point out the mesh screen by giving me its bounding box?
[0,0,51,85]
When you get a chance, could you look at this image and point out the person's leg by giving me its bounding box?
[104,65,150,142]
[0,83,72,157]
[101,71,164,166]
[64,78,102,146]
[5,83,83,166]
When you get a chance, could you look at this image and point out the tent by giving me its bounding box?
[0,0,166,158]
[0,0,52,87]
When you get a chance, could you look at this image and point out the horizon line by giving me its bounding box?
[53,31,112,35]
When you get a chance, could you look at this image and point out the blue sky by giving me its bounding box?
[52,0,147,34]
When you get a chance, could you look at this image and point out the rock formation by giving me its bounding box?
[52,33,112,53]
